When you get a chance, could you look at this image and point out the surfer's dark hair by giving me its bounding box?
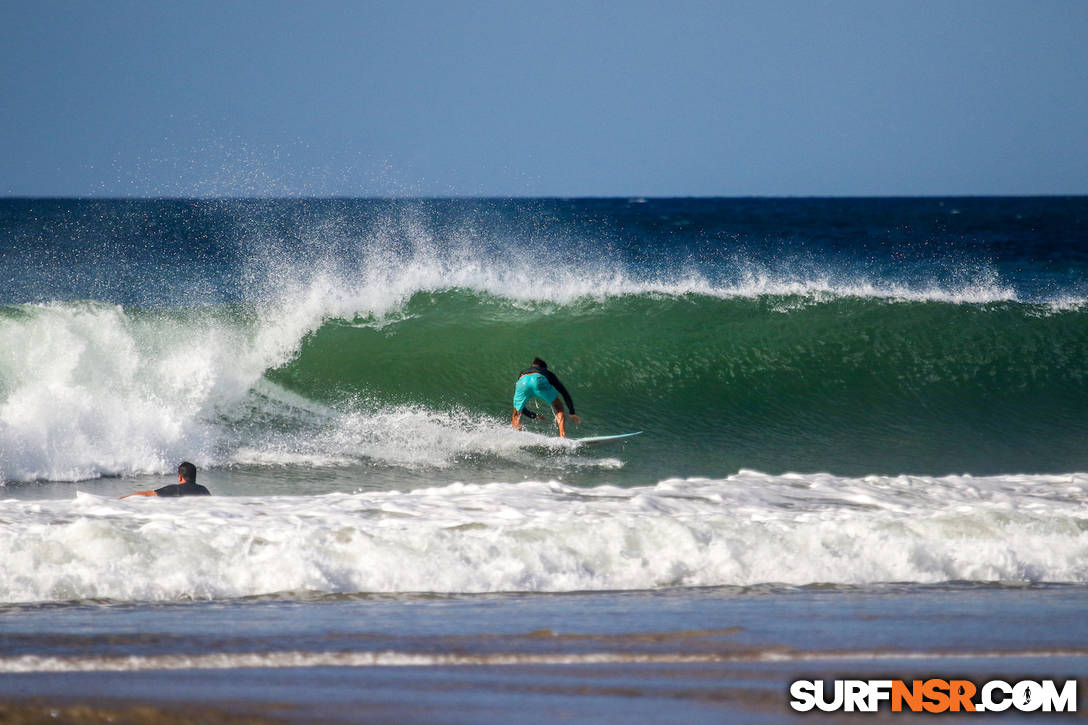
[178,461,197,483]
[531,357,548,368]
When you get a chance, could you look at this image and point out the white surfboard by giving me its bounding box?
[572,431,643,447]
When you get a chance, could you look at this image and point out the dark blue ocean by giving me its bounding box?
[1,197,1086,721]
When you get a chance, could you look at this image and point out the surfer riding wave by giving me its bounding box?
[512,357,582,438]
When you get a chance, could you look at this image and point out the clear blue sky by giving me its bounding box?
[2,0,1086,197]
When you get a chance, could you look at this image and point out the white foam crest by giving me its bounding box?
[723,269,1020,306]
[6,647,1077,673]
[238,217,1042,329]
[2,472,1086,603]
[0,651,715,673]
[285,261,1030,315]
[0,303,303,483]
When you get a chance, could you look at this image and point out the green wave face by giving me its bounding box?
[268,291,1088,477]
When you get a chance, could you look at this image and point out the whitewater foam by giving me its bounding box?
[225,396,573,470]
[0,302,296,483]
[1,473,1085,603]
[3,647,1081,673]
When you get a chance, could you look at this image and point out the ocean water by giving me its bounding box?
[1,197,1087,721]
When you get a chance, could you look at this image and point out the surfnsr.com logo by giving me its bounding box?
[789,679,1078,713]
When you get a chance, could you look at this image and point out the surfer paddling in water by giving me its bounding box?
[122,461,210,498]
[512,357,582,437]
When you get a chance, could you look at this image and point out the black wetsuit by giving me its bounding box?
[155,481,211,497]
[517,365,575,419]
